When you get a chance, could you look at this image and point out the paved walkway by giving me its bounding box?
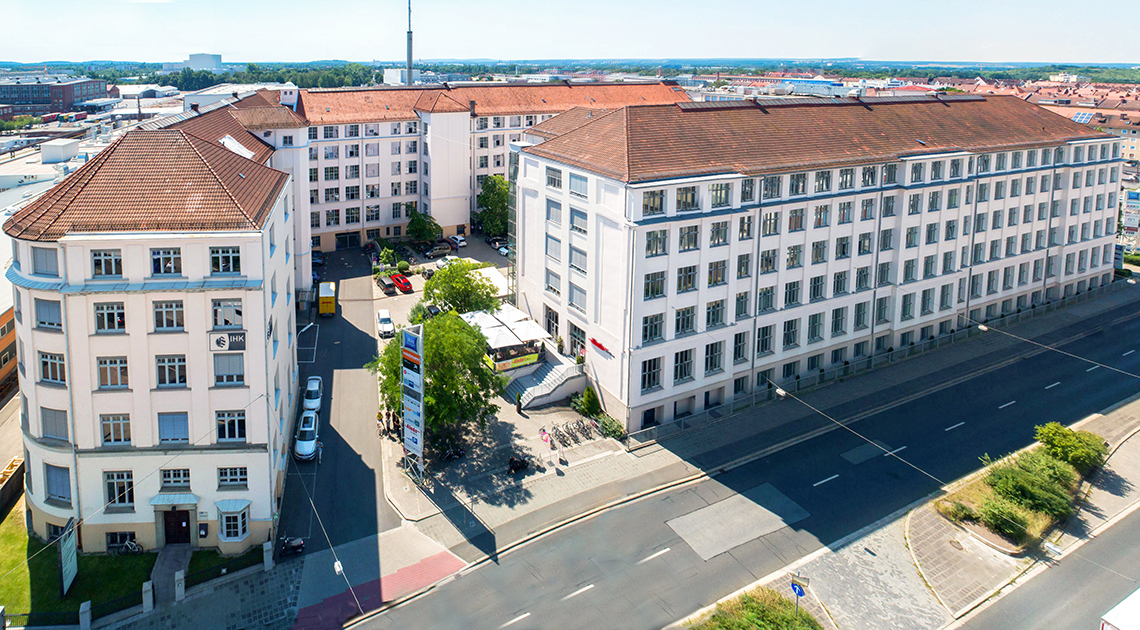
[149,545,192,603]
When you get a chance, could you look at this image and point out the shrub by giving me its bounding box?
[597,413,626,440]
[1035,422,1108,475]
[397,260,410,272]
[379,247,397,266]
[943,501,978,523]
[980,496,1030,543]
[580,386,602,417]
[985,466,1072,518]
[1016,450,1078,490]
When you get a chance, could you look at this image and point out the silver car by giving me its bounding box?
[302,376,323,411]
[293,410,320,461]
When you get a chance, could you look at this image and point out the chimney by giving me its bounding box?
[469,100,476,118]
[232,91,239,100]
[190,102,199,112]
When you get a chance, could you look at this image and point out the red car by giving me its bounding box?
[390,274,413,293]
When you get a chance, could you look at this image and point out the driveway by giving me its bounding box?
[278,248,402,553]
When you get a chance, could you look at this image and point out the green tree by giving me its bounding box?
[423,260,499,314]
[366,314,506,431]
[405,207,442,243]
[475,174,509,238]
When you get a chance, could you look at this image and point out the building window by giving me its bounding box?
[808,313,823,342]
[709,221,729,247]
[789,173,807,195]
[839,168,855,189]
[546,167,562,189]
[811,240,827,264]
[210,247,241,275]
[737,253,752,279]
[220,507,249,541]
[677,186,699,211]
[706,300,725,327]
[345,207,361,224]
[158,412,189,444]
[311,211,320,228]
[40,353,65,385]
[156,355,187,388]
[641,358,661,392]
[708,260,726,286]
[679,225,700,251]
[150,248,182,276]
[815,170,832,193]
[763,176,781,199]
[704,341,723,375]
[710,183,731,208]
[101,414,130,445]
[570,208,588,235]
[642,314,663,343]
[219,467,248,487]
[44,463,71,505]
[784,280,801,306]
[673,349,693,383]
[783,319,799,348]
[569,247,587,274]
[41,407,68,440]
[788,208,804,231]
[104,471,134,506]
[757,287,775,312]
[216,410,246,442]
[98,357,128,389]
[675,306,695,335]
[31,247,59,277]
[154,301,184,331]
[644,271,665,299]
[761,211,780,236]
[646,230,668,257]
[214,353,244,386]
[787,245,803,268]
[677,265,698,293]
[545,269,561,296]
[810,275,825,300]
[160,469,190,490]
[736,291,750,318]
[568,284,586,313]
[643,190,664,216]
[212,299,242,329]
[92,250,122,277]
[741,178,755,202]
[35,299,61,330]
[569,173,588,198]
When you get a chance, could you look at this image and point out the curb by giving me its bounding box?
[904,507,954,617]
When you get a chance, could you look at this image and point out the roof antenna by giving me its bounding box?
[406,0,414,86]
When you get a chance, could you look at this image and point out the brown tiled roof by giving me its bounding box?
[3,129,289,242]
[231,106,308,130]
[297,82,690,124]
[144,98,275,164]
[524,95,1112,183]
[526,106,615,140]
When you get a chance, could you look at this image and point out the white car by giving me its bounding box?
[498,245,510,256]
[302,376,323,411]
[448,235,468,248]
[436,255,459,269]
[376,309,395,338]
[293,410,320,461]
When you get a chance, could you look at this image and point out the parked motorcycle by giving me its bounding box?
[508,456,529,475]
[442,445,466,462]
[280,534,305,557]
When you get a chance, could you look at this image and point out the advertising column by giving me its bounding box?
[401,325,425,480]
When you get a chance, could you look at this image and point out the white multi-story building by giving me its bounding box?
[6,128,297,554]
[512,95,1123,431]
[291,82,690,250]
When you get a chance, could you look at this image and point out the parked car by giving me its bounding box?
[312,270,320,284]
[302,376,323,412]
[311,251,324,266]
[424,242,452,259]
[426,304,442,318]
[448,235,467,248]
[498,245,510,256]
[391,274,413,293]
[437,255,459,269]
[487,237,507,249]
[421,268,435,280]
[376,274,396,295]
[293,410,320,461]
[375,309,395,338]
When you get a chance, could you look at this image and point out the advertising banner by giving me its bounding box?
[401,326,424,462]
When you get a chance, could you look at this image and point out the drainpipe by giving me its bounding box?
[747,182,763,395]
[58,245,83,539]
[961,161,981,329]
[624,189,636,430]
[865,176,888,362]
[1042,151,1061,302]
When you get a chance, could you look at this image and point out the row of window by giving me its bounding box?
[475,114,540,131]
[309,181,420,205]
[34,398,246,445]
[308,160,420,182]
[308,141,421,161]
[37,350,245,389]
[33,298,245,333]
[308,122,417,140]
[311,202,417,228]
[19,246,254,280]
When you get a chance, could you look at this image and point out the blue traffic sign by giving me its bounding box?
[790,582,804,597]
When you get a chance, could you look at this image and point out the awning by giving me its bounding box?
[495,303,529,324]
[510,319,552,343]
[215,499,251,513]
[483,325,522,350]
[149,493,199,506]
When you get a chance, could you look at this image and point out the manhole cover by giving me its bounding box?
[949,539,964,551]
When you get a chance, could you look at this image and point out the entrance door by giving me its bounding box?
[164,510,191,545]
[335,232,361,250]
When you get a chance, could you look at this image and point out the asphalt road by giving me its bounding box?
[278,249,402,551]
[360,299,1140,630]
[960,505,1140,630]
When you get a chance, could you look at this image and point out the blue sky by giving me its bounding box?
[5,0,1137,65]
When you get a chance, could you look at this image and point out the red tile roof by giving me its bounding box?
[523,95,1112,183]
[525,106,615,140]
[230,106,308,130]
[144,98,275,164]
[3,129,289,242]
[297,82,689,125]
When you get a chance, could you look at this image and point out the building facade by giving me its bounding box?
[0,78,109,117]
[512,95,1122,431]
[6,129,297,554]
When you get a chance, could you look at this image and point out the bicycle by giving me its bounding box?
[116,539,143,555]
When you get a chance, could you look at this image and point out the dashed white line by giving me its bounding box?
[813,474,839,487]
[884,446,908,457]
[636,548,671,565]
[1124,350,1136,357]
[500,613,531,628]
[561,584,595,601]
[945,422,966,432]
[1046,382,1061,390]
[1087,365,1101,372]
[999,401,1017,410]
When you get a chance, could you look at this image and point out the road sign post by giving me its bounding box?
[790,574,809,616]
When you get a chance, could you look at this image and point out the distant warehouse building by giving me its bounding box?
[0,77,108,117]
[511,95,1124,431]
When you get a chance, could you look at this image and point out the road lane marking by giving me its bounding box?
[1125,350,1136,357]
[500,613,531,628]
[561,584,595,601]
[1087,365,1101,372]
[1046,382,1061,389]
[884,446,907,457]
[999,401,1017,409]
[813,474,839,487]
[636,548,671,565]
[944,422,965,432]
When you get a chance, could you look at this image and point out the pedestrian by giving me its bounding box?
[317,440,323,464]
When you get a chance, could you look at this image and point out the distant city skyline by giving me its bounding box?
[4,0,1137,66]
